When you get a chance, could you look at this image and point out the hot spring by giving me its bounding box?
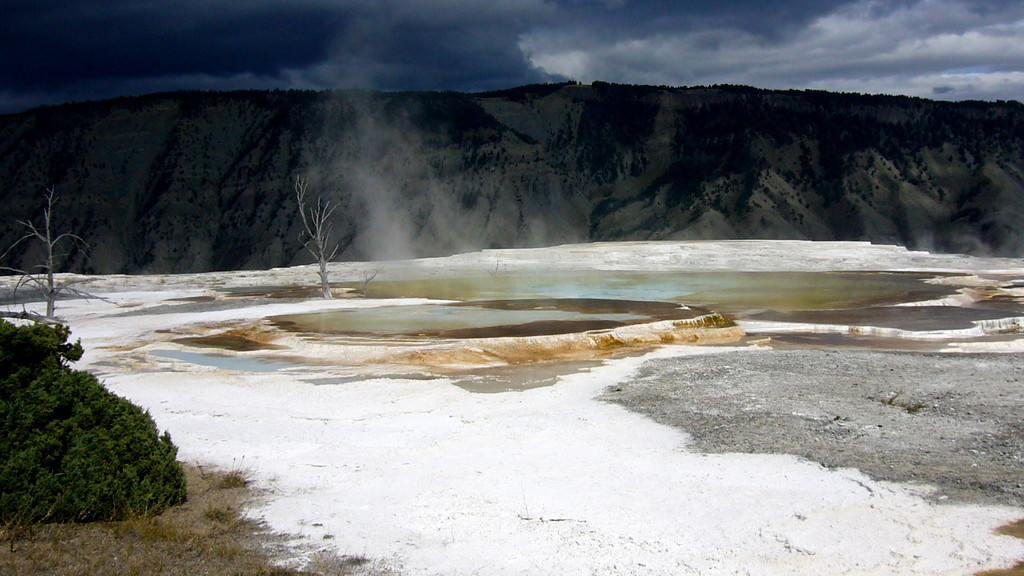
[269,271,954,339]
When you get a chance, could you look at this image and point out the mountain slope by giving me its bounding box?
[1,84,1022,274]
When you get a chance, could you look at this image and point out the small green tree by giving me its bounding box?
[0,321,187,529]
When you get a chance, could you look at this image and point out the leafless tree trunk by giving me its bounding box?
[0,310,62,325]
[1,187,90,319]
[295,177,340,299]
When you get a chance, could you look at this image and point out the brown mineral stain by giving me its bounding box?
[997,520,1024,540]
[977,561,1024,576]
[174,326,286,352]
[977,520,1024,576]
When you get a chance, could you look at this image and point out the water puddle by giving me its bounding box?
[748,306,1022,332]
[153,270,1013,393]
[175,333,286,352]
[215,285,334,299]
[149,349,298,372]
[270,298,698,338]
[762,333,949,352]
[360,271,953,312]
[271,272,952,340]
[969,294,1024,314]
[299,374,437,386]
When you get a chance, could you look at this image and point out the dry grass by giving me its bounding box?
[0,464,393,576]
[211,463,253,490]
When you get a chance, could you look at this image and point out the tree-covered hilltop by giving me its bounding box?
[1,84,1022,274]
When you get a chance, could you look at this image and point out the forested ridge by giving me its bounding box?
[1,83,1022,274]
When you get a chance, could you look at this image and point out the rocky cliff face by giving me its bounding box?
[1,83,1022,274]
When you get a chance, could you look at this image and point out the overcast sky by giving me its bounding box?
[2,0,1023,113]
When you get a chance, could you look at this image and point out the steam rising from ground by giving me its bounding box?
[298,97,478,261]
[296,93,582,262]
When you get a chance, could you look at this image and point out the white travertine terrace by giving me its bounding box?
[3,241,1024,575]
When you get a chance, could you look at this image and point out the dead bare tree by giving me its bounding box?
[295,176,340,299]
[1,187,91,320]
[359,264,384,297]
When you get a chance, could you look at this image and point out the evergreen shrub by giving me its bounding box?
[0,320,187,523]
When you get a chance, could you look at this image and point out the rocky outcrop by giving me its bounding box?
[1,83,1022,274]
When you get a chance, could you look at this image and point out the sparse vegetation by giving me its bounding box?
[878,391,928,414]
[0,325,394,574]
[212,464,254,490]
[0,464,392,576]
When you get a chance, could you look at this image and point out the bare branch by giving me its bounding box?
[52,282,100,299]
[359,265,384,297]
[51,232,86,247]
[0,232,39,262]
[16,275,47,292]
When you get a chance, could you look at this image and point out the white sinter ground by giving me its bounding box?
[5,241,1024,575]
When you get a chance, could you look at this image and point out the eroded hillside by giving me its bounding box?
[1,83,1022,273]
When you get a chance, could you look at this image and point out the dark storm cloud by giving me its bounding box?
[0,0,558,111]
[1,0,1022,112]
[3,1,339,88]
[279,1,558,91]
[553,0,853,41]
[524,0,1024,101]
